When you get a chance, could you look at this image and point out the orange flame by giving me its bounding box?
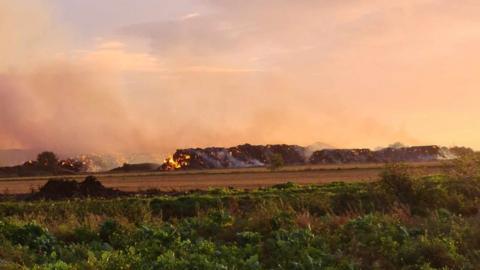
[163,154,191,170]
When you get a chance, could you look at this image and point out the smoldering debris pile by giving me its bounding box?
[376,145,451,162]
[0,154,123,178]
[308,145,452,164]
[161,144,459,170]
[161,144,306,170]
[3,144,465,176]
[30,176,124,200]
[308,148,376,164]
[0,151,167,175]
[0,161,78,178]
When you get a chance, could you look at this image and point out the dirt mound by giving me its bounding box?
[30,176,124,200]
[110,163,160,173]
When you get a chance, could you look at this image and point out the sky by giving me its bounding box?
[1,0,480,155]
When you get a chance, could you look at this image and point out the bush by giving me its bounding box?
[447,153,480,181]
[2,222,57,255]
[99,220,126,248]
[72,227,100,243]
[400,237,466,269]
[380,163,416,204]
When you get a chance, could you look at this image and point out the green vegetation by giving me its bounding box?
[1,164,480,269]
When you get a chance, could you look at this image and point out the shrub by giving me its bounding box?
[447,153,480,181]
[400,237,466,269]
[380,163,416,204]
[98,220,127,248]
[1,222,57,255]
[72,227,100,243]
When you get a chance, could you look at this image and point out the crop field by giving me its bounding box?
[0,162,445,194]
[1,161,480,269]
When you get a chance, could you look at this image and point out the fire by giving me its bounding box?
[162,154,191,170]
[163,157,181,170]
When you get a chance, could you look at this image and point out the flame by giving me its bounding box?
[163,156,181,170]
[162,154,191,170]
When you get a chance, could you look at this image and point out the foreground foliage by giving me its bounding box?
[1,164,480,269]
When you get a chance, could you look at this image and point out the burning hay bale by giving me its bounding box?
[161,144,307,170]
[0,152,96,177]
[309,145,452,164]
[0,160,77,178]
[0,145,465,177]
[374,145,449,162]
[30,176,124,200]
[308,148,376,164]
[58,158,90,173]
[160,144,458,170]
[232,144,305,165]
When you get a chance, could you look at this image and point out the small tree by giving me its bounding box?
[268,153,284,171]
[37,151,59,170]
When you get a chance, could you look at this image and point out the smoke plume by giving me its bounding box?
[7,0,479,159]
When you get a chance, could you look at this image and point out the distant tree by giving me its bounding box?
[268,153,284,171]
[37,151,59,170]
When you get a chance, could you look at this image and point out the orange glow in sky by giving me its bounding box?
[1,0,480,154]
